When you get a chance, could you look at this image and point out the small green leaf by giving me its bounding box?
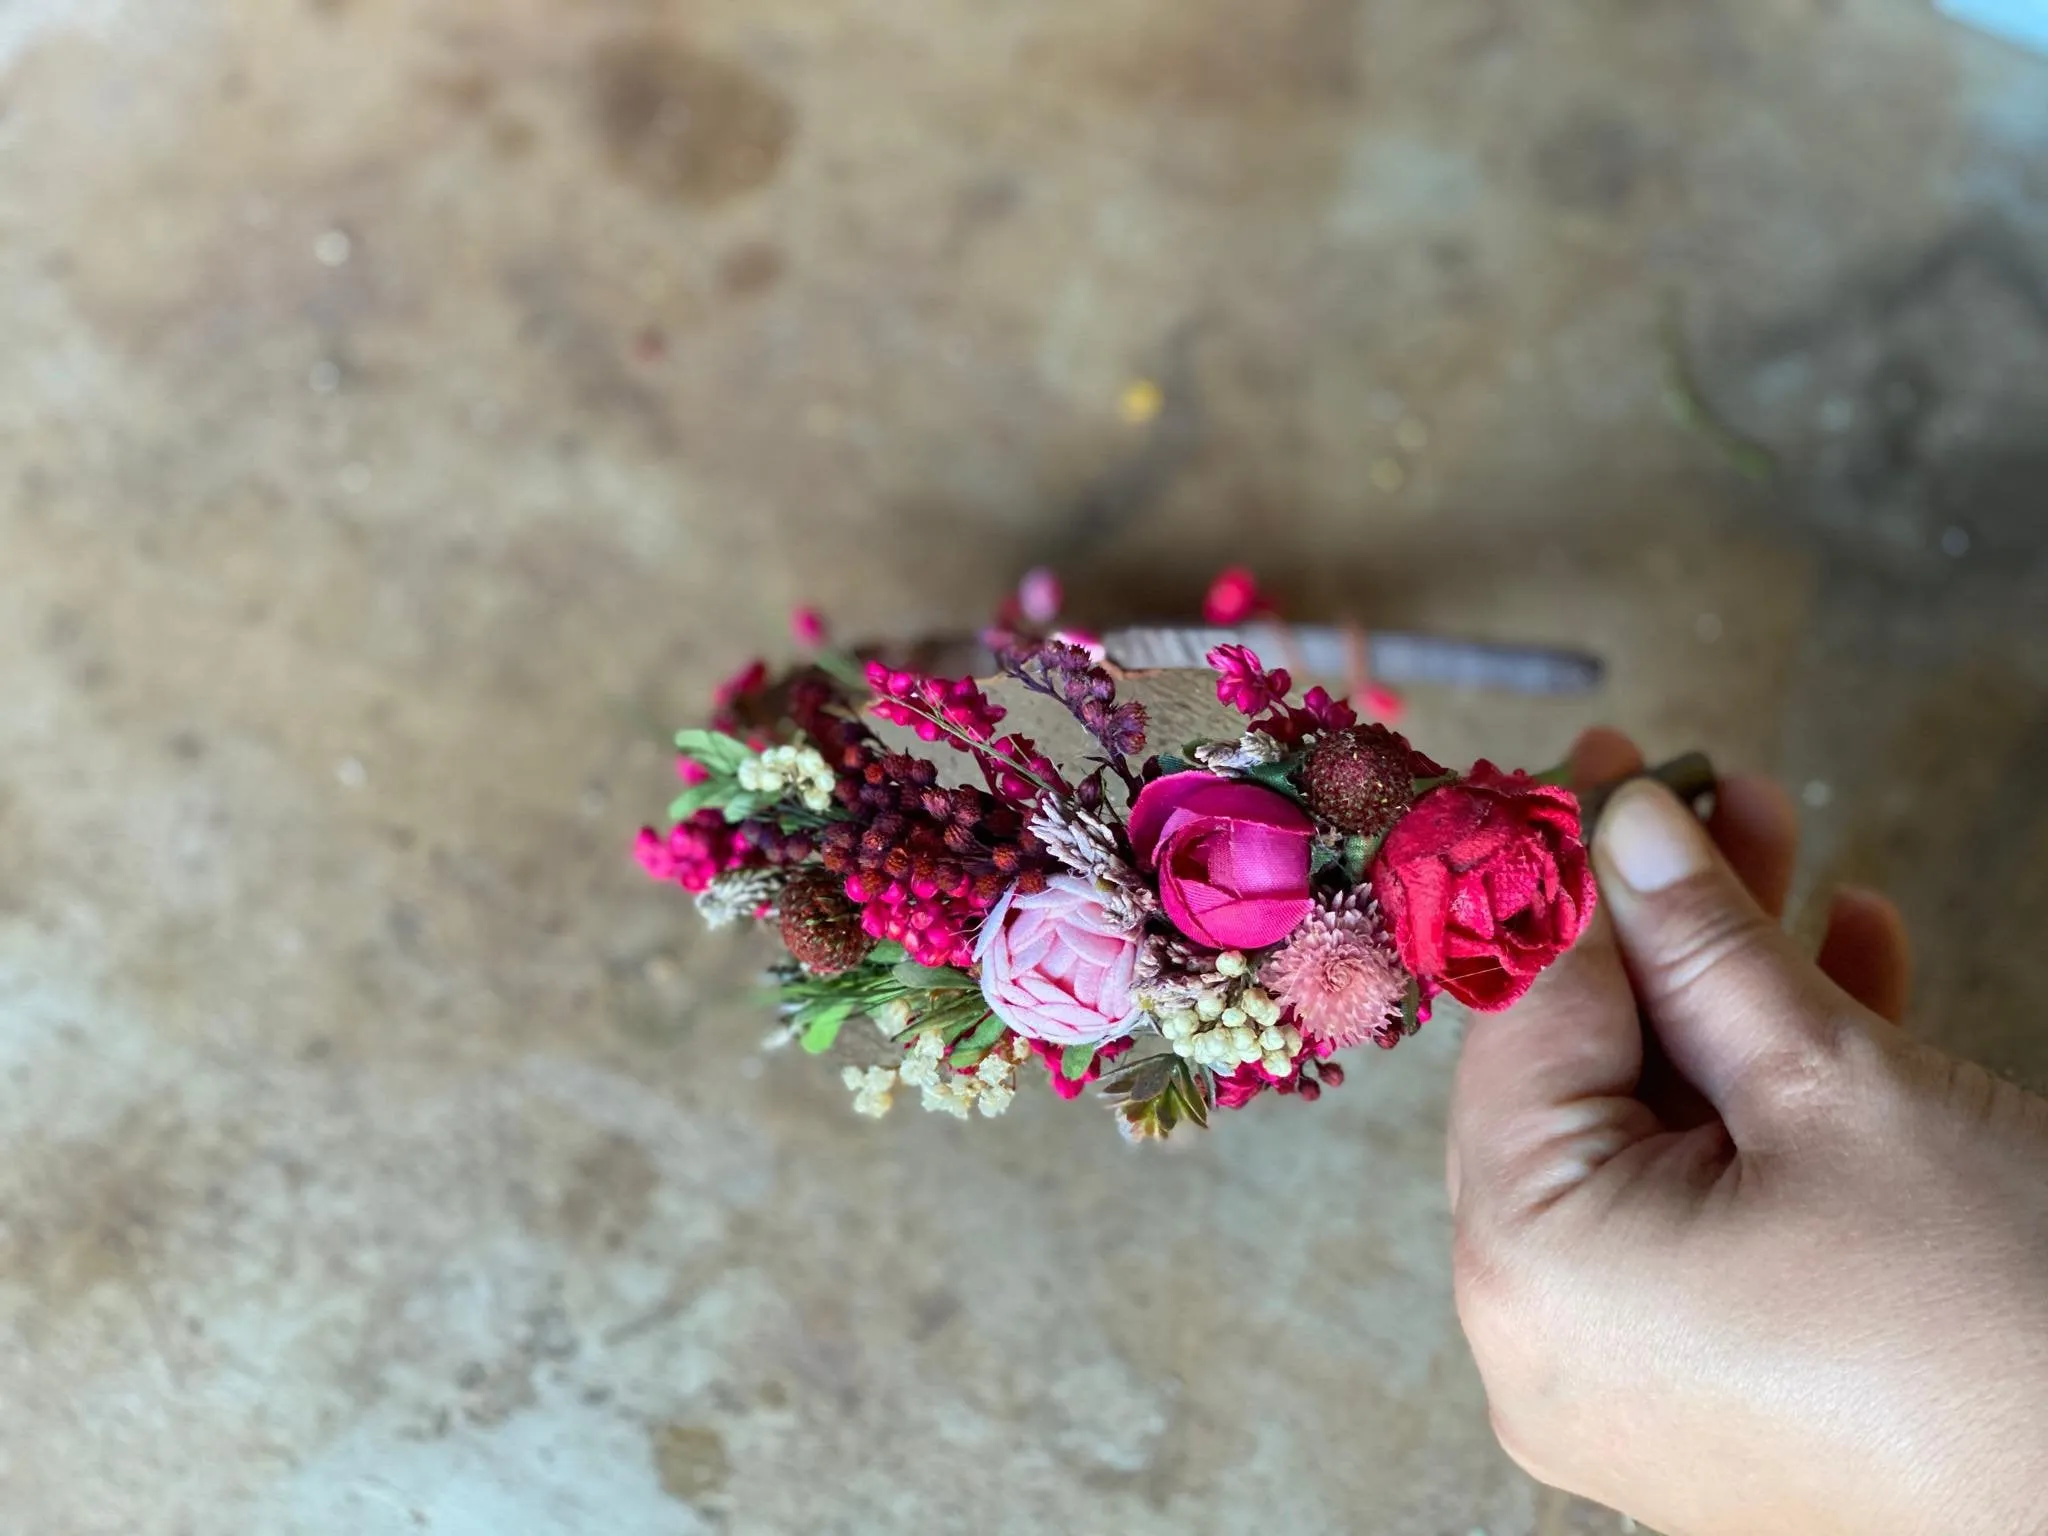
[1243,761,1303,794]
[960,1010,1006,1049]
[1309,841,1340,876]
[944,1011,1006,1068]
[1155,754,1191,776]
[1529,761,1574,788]
[720,790,779,823]
[1059,1042,1097,1083]
[666,781,729,821]
[799,1000,854,1054]
[1342,831,1384,882]
[1411,771,1460,796]
[1399,980,1421,1039]
[893,962,978,992]
[673,729,753,773]
[1097,1053,1176,1105]
[869,941,907,964]
[926,1007,988,1046]
[1176,1060,1212,1129]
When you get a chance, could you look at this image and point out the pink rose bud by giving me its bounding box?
[1126,773,1316,951]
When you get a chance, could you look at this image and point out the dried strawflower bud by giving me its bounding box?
[1302,725,1426,836]
[779,867,875,976]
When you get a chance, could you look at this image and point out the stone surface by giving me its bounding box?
[1,2,2045,1532]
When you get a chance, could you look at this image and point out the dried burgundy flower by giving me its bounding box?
[994,638,1148,779]
[818,747,1054,968]
[1302,724,1437,836]
[779,867,875,976]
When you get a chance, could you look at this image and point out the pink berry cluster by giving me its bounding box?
[634,811,750,894]
[867,661,1007,744]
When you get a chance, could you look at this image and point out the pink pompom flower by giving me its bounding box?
[1261,892,1409,1050]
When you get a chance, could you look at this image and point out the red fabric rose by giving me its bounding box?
[1368,763,1595,1012]
[1127,773,1315,951]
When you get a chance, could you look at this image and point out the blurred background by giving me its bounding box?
[3,2,2046,1532]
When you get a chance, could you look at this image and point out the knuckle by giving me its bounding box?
[1748,1007,1878,1119]
[1744,1039,1836,1115]
[1936,1050,2007,1125]
[1645,892,1774,1003]
[1450,1217,1541,1367]
[1452,1232,1578,1491]
[1449,1219,1514,1318]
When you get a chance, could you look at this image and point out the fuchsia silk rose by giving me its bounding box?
[1369,762,1595,1012]
[975,875,1144,1046]
[1127,773,1315,951]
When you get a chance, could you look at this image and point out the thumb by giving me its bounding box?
[1596,778,1856,1149]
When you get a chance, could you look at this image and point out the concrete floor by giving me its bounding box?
[3,1,2046,1532]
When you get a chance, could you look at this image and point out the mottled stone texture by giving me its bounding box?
[2,2,2045,1533]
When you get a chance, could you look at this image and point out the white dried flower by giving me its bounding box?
[873,998,914,1037]
[1193,731,1285,773]
[885,1033,1022,1120]
[971,1052,1017,1117]
[897,1029,948,1090]
[841,1065,898,1118]
[738,742,838,813]
[921,1079,977,1120]
[695,867,786,929]
[1027,797,1155,931]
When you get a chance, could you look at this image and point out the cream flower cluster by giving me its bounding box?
[737,743,838,813]
[841,1064,898,1118]
[841,1033,1030,1120]
[1148,949,1304,1076]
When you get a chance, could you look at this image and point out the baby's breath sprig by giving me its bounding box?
[670,729,844,830]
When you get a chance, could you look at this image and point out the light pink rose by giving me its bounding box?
[974,875,1144,1046]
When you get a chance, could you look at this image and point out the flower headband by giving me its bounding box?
[636,581,1672,1142]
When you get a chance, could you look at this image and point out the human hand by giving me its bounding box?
[1447,729,2048,1536]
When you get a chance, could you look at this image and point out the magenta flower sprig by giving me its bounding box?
[1205,643,1359,746]
[1208,643,1292,716]
[994,638,1148,797]
[865,661,1066,801]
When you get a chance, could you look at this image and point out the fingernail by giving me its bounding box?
[1599,780,1711,892]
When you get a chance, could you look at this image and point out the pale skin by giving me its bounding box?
[1447,728,2048,1536]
